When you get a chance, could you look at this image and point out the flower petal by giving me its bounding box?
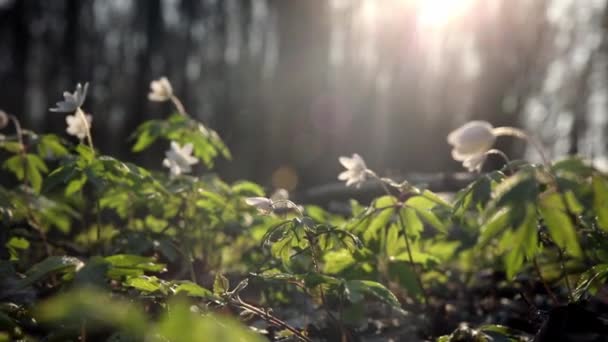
[181,143,194,155]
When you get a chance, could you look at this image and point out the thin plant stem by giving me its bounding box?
[397,210,429,307]
[485,149,514,174]
[557,248,574,302]
[492,126,549,166]
[95,199,103,246]
[170,95,187,116]
[188,246,197,283]
[9,115,28,185]
[76,108,94,152]
[369,171,429,306]
[9,115,51,256]
[80,318,87,342]
[532,257,559,305]
[305,232,343,334]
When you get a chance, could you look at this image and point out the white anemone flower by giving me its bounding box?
[162,141,198,176]
[148,77,174,102]
[447,121,496,162]
[50,83,89,113]
[462,153,487,173]
[65,113,92,140]
[245,197,274,214]
[270,188,289,201]
[338,153,369,187]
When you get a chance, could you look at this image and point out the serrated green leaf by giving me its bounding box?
[231,181,265,196]
[65,173,87,196]
[323,249,356,274]
[592,176,608,231]
[344,280,404,314]
[362,196,396,242]
[479,208,511,247]
[125,276,164,293]
[401,207,424,239]
[539,192,582,257]
[173,281,215,298]
[405,196,447,233]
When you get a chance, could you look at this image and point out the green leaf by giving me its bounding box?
[131,123,159,152]
[25,154,48,193]
[104,254,166,272]
[73,256,110,287]
[125,276,165,293]
[420,190,451,209]
[539,192,582,257]
[362,196,396,242]
[323,249,356,274]
[155,300,265,342]
[16,256,83,288]
[231,181,265,196]
[173,281,215,299]
[75,144,95,162]
[493,171,538,209]
[36,134,69,158]
[36,287,147,338]
[3,155,25,180]
[344,280,405,314]
[387,261,422,299]
[503,204,538,279]
[400,207,424,239]
[65,173,87,196]
[592,176,608,231]
[453,172,502,216]
[104,255,166,279]
[0,141,24,153]
[405,195,447,233]
[504,247,524,280]
[7,237,29,250]
[478,208,511,248]
[213,273,230,295]
[384,224,404,257]
[6,237,29,261]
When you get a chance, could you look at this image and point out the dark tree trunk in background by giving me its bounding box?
[0,0,606,190]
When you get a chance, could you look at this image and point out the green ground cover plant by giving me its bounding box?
[0,78,607,341]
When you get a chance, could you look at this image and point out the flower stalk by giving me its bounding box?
[76,108,95,152]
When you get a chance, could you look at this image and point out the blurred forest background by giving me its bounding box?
[1,0,607,192]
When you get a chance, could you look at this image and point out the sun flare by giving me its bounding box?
[417,0,474,28]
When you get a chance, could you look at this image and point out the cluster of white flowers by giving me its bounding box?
[162,141,199,177]
[332,120,534,185]
[50,83,92,141]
